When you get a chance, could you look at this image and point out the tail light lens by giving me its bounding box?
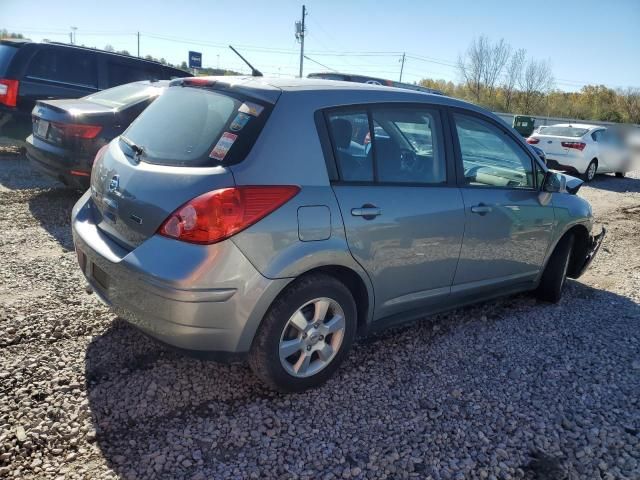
[526,137,540,144]
[0,79,19,107]
[51,122,102,139]
[159,186,300,244]
[561,141,586,151]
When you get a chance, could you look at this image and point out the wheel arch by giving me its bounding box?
[538,222,591,282]
[566,224,591,278]
[300,265,372,336]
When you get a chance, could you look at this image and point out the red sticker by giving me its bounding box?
[209,132,238,160]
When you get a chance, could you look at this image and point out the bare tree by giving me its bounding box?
[503,48,526,112]
[104,44,115,52]
[518,59,554,114]
[458,36,487,103]
[458,36,511,103]
[482,38,510,97]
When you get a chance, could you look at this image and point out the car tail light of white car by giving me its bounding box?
[561,141,586,151]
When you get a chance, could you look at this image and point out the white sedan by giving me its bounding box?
[527,123,629,181]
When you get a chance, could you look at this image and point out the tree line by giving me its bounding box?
[419,35,640,124]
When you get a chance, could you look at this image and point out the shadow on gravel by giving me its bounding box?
[28,188,81,251]
[84,282,640,479]
[0,156,61,191]
[588,174,640,193]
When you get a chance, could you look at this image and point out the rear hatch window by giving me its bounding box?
[0,44,18,76]
[120,85,272,167]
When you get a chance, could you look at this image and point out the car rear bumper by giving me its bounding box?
[547,155,589,175]
[71,190,291,356]
[26,134,93,189]
[546,158,583,176]
[572,228,606,279]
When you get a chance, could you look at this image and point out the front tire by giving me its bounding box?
[615,172,625,178]
[248,273,356,392]
[583,160,597,182]
[536,234,574,303]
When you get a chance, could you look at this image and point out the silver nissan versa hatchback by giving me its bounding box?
[72,76,605,391]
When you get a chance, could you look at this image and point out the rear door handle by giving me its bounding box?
[470,204,492,215]
[351,204,381,220]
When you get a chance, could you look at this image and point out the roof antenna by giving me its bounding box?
[228,45,263,77]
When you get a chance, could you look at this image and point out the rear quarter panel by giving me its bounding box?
[230,90,376,322]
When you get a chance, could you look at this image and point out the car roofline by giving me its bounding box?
[3,40,188,71]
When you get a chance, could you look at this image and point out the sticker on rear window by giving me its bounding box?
[229,112,251,131]
[238,102,264,117]
[209,132,238,161]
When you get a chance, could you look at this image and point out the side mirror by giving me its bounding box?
[543,171,566,193]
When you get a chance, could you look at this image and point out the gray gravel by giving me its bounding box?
[0,156,639,480]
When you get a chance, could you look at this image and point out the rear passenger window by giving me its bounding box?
[26,48,97,88]
[326,111,373,182]
[591,130,604,142]
[371,107,446,184]
[326,106,446,184]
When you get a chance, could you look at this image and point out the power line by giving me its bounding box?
[303,55,337,72]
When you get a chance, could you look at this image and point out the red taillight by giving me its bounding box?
[181,77,217,87]
[0,79,19,107]
[561,141,586,151]
[158,186,300,244]
[526,137,540,144]
[53,122,102,139]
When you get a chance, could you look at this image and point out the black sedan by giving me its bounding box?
[26,80,168,189]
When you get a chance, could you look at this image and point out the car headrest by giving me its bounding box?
[331,119,353,149]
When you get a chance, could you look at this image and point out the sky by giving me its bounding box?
[3,0,640,91]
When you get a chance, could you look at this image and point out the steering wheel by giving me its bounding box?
[399,149,422,174]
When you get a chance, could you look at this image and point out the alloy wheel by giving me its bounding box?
[278,297,346,378]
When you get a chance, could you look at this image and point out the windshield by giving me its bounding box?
[84,82,165,108]
[539,126,589,137]
[121,86,269,166]
[0,44,17,76]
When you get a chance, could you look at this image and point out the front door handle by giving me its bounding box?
[351,204,381,220]
[470,204,492,215]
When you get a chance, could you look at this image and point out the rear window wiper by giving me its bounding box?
[120,135,145,159]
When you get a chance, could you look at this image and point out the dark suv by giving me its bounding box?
[0,39,188,140]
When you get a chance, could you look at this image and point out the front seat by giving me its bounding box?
[331,119,372,181]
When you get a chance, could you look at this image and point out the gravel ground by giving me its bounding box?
[0,156,639,480]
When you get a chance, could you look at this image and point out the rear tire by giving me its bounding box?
[248,273,356,392]
[536,234,574,303]
[583,160,597,182]
[615,172,625,178]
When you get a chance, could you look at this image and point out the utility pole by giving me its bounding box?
[137,32,140,57]
[399,52,405,82]
[70,26,77,45]
[295,5,307,78]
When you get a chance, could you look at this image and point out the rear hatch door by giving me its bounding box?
[90,81,278,250]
